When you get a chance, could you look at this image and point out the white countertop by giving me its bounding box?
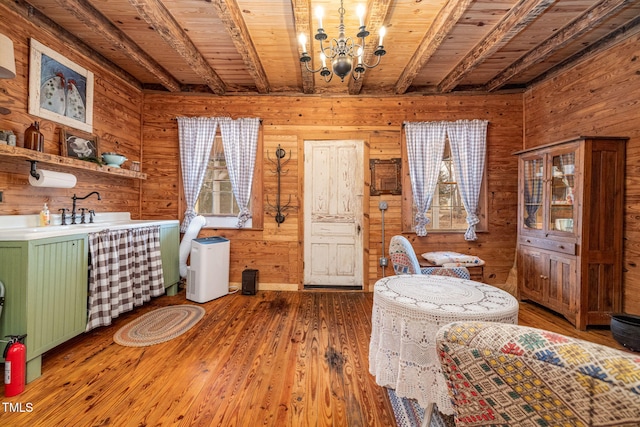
[0,212,179,241]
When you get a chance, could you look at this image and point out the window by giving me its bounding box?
[196,135,263,229]
[197,136,241,216]
[402,137,487,233]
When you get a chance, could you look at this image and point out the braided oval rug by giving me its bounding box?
[114,305,206,347]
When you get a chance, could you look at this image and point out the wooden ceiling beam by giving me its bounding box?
[128,0,226,95]
[438,0,557,93]
[531,14,640,86]
[394,0,474,95]
[208,0,270,94]
[486,0,633,92]
[348,0,393,95]
[5,0,141,91]
[51,0,181,92]
[291,0,316,94]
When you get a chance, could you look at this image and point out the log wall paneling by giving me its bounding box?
[141,94,523,290]
[2,0,638,312]
[524,32,640,315]
[0,4,144,218]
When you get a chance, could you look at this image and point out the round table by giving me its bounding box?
[369,274,519,417]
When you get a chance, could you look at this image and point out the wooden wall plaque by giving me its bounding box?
[370,158,401,195]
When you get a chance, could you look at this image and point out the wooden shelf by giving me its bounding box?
[0,144,147,179]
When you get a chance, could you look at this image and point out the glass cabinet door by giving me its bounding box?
[523,156,544,230]
[549,151,575,233]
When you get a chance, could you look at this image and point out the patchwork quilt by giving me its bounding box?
[437,321,640,426]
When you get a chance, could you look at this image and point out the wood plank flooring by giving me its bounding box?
[0,289,624,426]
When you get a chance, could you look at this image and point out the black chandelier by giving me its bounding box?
[298,0,386,83]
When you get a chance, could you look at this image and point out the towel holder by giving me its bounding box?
[29,160,40,180]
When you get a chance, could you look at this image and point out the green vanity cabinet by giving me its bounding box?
[160,223,180,296]
[0,234,88,382]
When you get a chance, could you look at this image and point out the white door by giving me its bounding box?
[304,140,364,287]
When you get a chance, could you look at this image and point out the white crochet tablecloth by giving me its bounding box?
[369,274,519,414]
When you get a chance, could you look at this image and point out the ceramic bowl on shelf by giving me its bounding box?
[102,152,127,168]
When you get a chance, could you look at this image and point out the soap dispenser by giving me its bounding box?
[40,203,50,227]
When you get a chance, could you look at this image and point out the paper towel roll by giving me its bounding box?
[29,169,77,188]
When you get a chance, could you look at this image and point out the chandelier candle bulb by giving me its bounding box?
[298,33,307,53]
[299,0,386,82]
[379,27,386,46]
[357,4,365,27]
[315,6,323,29]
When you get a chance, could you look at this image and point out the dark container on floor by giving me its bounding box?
[610,313,640,352]
[242,269,258,295]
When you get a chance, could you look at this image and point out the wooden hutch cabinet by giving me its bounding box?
[515,136,627,330]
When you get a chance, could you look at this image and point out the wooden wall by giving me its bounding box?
[524,31,640,315]
[1,1,524,293]
[142,94,523,290]
[0,3,144,218]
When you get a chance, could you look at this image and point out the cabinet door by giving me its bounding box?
[549,148,577,234]
[27,237,88,359]
[521,154,545,231]
[160,224,180,288]
[518,246,545,301]
[545,253,577,316]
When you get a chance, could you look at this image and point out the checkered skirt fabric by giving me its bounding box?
[86,226,165,331]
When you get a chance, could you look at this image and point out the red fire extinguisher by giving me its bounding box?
[4,334,27,397]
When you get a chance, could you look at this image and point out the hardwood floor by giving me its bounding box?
[0,289,624,426]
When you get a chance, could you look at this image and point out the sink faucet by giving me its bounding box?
[71,191,101,224]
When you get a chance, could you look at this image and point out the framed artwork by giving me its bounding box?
[28,38,94,133]
[370,158,402,195]
[60,128,99,159]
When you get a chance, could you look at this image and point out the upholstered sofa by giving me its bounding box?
[436,321,640,426]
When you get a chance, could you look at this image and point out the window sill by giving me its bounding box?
[402,229,488,235]
[201,216,253,229]
[202,226,264,232]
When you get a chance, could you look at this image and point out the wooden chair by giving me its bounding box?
[389,235,470,279]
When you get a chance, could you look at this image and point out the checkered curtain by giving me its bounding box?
[177,117,218,232]
[405,121,447,236]
[86,226,165,331]
[524,158,543,228]
[447,119,488,241]
[219,117,260,228]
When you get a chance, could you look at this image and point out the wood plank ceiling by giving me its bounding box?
[12,0,640,96]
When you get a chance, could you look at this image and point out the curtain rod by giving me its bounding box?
[402,119,490,127]
[172,117,262,124]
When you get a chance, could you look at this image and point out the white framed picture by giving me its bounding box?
[28,38,94,133]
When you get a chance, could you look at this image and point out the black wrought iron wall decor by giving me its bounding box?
[266,144,292,226]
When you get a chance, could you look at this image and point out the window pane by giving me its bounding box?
[411,139,476,232]
[196,136,248,217]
